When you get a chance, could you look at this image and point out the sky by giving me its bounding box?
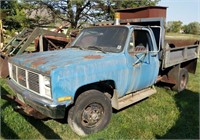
[158,0,200,25]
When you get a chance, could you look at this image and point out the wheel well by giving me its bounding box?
[158,60,194,85]
[180,59,197,74]
[74,80,116,103]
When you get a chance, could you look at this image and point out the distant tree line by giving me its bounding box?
[166,21,200,35]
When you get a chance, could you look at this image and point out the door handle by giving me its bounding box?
[151,54,157,57]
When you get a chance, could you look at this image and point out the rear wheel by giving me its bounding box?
[173,68,189,92]
[68,90,112,136]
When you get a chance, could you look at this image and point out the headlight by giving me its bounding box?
[43,76,52,99]
[8,63,13,78]
[44,76,50,87]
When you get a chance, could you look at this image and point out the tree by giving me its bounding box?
[26,0,160,29]
[166,21,183,33]
[0,0,30,31]
[183,22,200,35]
[26,0,98,29]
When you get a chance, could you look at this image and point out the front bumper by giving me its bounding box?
[7,79,66,119]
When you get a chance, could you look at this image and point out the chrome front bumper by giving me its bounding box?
[7,79,66,119]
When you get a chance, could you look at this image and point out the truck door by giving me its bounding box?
[126,28,159,92]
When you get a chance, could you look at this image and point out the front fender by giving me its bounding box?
[50,54,128,105]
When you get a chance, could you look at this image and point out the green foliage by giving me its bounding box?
[167,21,200,35]
[166,21,183,33]
[1,0,31,32]
[183,22,200,35]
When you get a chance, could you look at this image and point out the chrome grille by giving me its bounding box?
[18,68,26,87]
[28,71,40,93]
[12,65,17,81]
[10,64,40,94]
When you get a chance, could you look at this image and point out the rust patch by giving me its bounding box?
[45,65,57,75]
[44,36,69,42]
[24,56,46,64]
[84,55,103,59]
[31,57,47,68]
[157,75,176,84]
[50,65,57,70]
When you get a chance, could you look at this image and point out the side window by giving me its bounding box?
[128,29,153,55]
[134,30,153,52]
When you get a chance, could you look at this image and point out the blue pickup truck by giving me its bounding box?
[7,17,199,136]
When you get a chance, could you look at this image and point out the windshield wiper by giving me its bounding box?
[71,45,84,50]
[88,46,106,54]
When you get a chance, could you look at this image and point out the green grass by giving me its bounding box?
[166,32,200,40]
[1,60,199,139]
[1,61,199,139]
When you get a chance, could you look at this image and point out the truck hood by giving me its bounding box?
[9,48,116,75]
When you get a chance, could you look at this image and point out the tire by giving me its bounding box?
[68,90,112,136]
[67,106,75,130]
[173,68,189,92]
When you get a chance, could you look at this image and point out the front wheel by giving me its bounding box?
[68,90,112,136]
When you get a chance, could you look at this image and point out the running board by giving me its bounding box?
[111,87,156,110]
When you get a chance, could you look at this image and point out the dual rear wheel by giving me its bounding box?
[173,68,189,92]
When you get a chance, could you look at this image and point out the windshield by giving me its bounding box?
[72,26,128,53]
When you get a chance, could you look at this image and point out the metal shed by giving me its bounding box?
[116,6,167,19]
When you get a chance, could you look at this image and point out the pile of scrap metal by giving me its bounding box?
[0,25,79,78]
